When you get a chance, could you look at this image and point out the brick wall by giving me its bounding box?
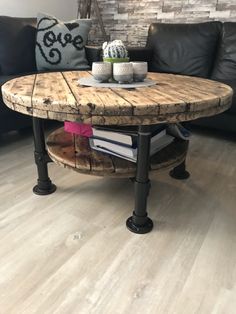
[88,0,236,46]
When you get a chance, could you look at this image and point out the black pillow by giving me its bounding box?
[147,22,221,77]
[0,16,37,75]
[211,22,236,81]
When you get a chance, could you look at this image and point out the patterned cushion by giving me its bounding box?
[35,13,91,71]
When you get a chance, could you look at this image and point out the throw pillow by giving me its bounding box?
[35,13,92,71]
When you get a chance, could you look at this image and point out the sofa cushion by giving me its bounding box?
[211,23,236,81]
[0,16,37,75]
[0,73,32,133]
[0,73,35,112]
[218,79,236,115]
[35,13,91,71]
[147,22,221,77]
[0,74,15,113]
[0,74,14,86]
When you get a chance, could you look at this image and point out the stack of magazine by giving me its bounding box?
[89,123,190,163]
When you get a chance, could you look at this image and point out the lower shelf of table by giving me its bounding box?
[46,127,189,178]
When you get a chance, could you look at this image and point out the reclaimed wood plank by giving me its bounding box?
[74,135,92,172]
[113,86,187,115]
[148,73,233,111]
[90,150,115,175]
[32,72,78,113]
[46,127,188,177]
[146,73,231,114]
[47,111,89,123]
[47,128,76,169]
[83,103,232,125]
[63,71,134,116]
[110,155,136,175]
[1,71,233,126]
[74,134,118,176]
[1,75,36,110]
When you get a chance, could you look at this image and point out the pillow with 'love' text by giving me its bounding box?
[35,13,92,71]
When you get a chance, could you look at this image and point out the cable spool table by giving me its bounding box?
[2,71,233,233]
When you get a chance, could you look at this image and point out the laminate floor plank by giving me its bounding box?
[0,129,235,314]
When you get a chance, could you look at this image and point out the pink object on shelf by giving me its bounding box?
[64,122,93,137]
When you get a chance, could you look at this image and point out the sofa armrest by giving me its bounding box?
[85,46,102,66]
[127,47,153,63]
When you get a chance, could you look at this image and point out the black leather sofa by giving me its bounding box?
[128,22,236,133]
[0,16,100,134]
[0,17,37,133]
[0,18,235,134]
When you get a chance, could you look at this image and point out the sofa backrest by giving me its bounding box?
[0,16,37,75]
[211,22,236,81]
[146,22,222,78]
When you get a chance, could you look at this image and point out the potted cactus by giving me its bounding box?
[103,40,129,63]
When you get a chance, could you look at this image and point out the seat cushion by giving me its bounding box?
[218,79,236,114]
[0,73,34,112]
[0,74,14,86]
[211,22,236,81]
[0,16,37,75]
[147,22,221,77]
[0,74,15,113]
[35,13,91,71]
[0,73,32,133]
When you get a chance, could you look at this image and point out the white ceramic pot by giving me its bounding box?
[131,61,148,82]
[92,62,112,82]
[113,62,133,84]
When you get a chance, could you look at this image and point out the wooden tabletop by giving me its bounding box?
[2,71,233,125]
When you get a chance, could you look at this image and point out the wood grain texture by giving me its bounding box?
[32,72,77,114]
[46,127,188,177]
[0,129,236,314]
[1,71,233,125]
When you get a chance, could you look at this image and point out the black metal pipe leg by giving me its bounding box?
[126,125,153,234]
[32,117,56,195]
[169,159,190,180]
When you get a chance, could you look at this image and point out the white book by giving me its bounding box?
[92,127,136,146]
[92,129,167,152]
[92,124,166,147]
[90,133,174,163]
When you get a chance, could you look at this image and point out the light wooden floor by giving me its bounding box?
[0,128,236,314]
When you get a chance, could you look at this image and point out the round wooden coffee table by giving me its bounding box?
[2,71,233,233]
